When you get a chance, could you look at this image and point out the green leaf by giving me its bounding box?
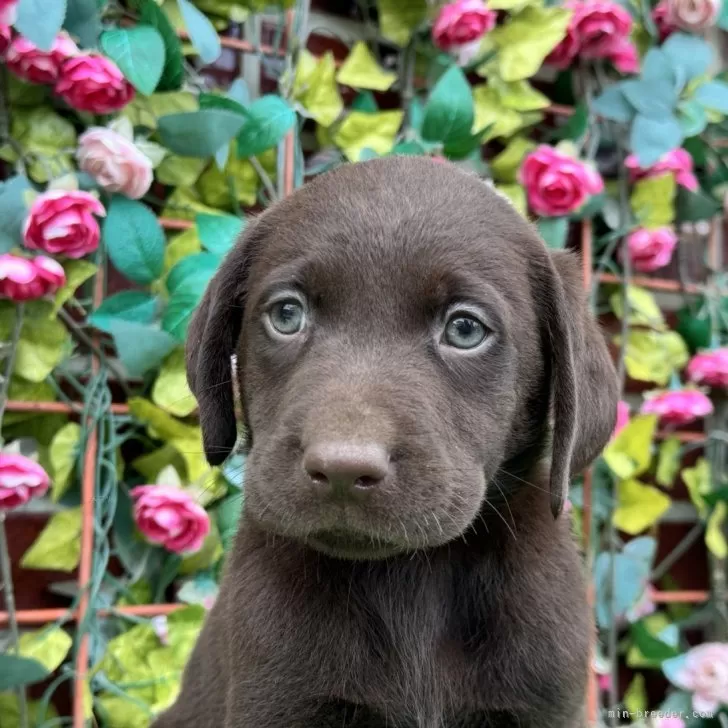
[21,508,83,571]
[176,0,221,64]
[609,286,667,331]
[166,253,218,294]
[156,154,207,187]
[614,478,672,535]
[629,618,680,666]
[616,329,689,385]
[63,0,101,48]
[0,300,70,383]
[333,110,404,162]
[158,109,247,157]
[0,655,48,691]
[677,100,708,137]
[104,196,165,284]
[17,626,72,672]
[675,185,722,223]
[139,0,185,92]
[196,213,243,256]
[0,694,58,727]
[236,96,295,158]
[106,320,178,378]
[537,216,568,249]
[489,6,572,82]
[656,437,681,487]
[682,457,711,518]
[706,502,728,558]
[336,41,396,92]
[153,347,197,417]
[351,90,378,114]
[216,492,243,552]
[122,90,197,130]
[376,0,428,46]
[593,85,634,123]
[15,0,67,51]
[52,259,97,315]
[293,50,343,128]
[179,522,223,575]
[89,291,158,332]
[630,113,683,168]
[624,674,648,716]
[422,66,474,146]
[100,26,166,96]
[494,183,527,218]
[630,173,676,229]
[604,414,657,480]
[0,175,31,253]
[49,422,81,501]
[162,280,201,341]
[552,103,588,142]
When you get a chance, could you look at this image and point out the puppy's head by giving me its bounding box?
[187,157,618,559]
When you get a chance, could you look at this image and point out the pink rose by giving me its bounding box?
[545,27,581,69]
[571,1,633,58]
[669,642,728,713]
[653,0,678,39]
[432,0,497,51]
[0,453,50,510]
[608,37,640,73]
[611,400,630,439]
[520,145,604,217]
[622,227,678,272]
[56,54,135,114]
[686,348,728,389]
[0,0,17,25]
[6,33,78,85]
[0,254,65,302]
[667,0,721,31]
[640,389,714,426]
[656,719,686,728]
[597,673,612,692]
[131,485,210,554]
[0,24,11,58]
[625,149,699,191]
[77,128,153,200]
[23,190,106,259]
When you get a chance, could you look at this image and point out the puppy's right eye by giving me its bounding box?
[267,299,305,335]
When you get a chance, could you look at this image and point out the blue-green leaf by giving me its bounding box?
[236,96,295,158]
[105,320,178,378]
[630,113,683,167]
[0,175,31,253]
[100,26,166,96]
[103,197,165,285]
[694,80,728,114]
[15,0,67,51]
[138,0,185,92]
[422,65,474,145]
[89,291,158,333]
[166,253,219,294]
[0,655,49,691]
[176,0,221,64]
[677,100,708,137]
[622,79,676,119]
[162,280,202,341]
[537,216,569,249]
[662,33,713,83]
[196,213,244,256]
[593,85,634,123]
[64,0,101,48]
[158,109,247,157]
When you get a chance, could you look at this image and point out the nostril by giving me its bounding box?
[354,475,379,490]
[309,471,328,486]
[302,441,390,496]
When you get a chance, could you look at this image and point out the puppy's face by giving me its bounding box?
[188,158,618,559]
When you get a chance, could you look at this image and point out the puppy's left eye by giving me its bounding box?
[267,299,305,335]
[443,313,489,350]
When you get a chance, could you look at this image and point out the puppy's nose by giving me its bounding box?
[303,442,389,497]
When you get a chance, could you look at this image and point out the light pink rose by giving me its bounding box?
[0,0,17,25]
[131,485,210,554]
[667,0,721,31]
[0,254,65,302]
[432,0,497,51]
[0,24,11,58]
[56,54,135,114]
[622,227,678,272]
[686,348,728,389]
[653,0,678,39]
[77,128,153,200]
[656,719,686,728]
[625,149,699,191]
[608,37,640,73]
[571,0,633,58]
[23,190,106,259]
[670,642,728,713]
[0,453,50,511]
[640,389,714,425]
[611,400,630,439]
[6,33,78,85]
[520,145,604,217]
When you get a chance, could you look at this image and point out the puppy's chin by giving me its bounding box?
[305,529,410,561]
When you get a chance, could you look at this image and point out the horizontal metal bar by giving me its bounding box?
[5,400,130,415]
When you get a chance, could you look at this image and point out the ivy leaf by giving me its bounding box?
[682,458,711,518]
[153,348,197,417]
[236,96,295,158]
[630,113,683,167]
[158,109,247,157]
[422,66,474,146]
[616,329,689,385]
[624,674,648,716]
[104,196,165,284]
[376,0,428,46]
[609,286,666,331]
[21,508,83,571]
[603,414,657,480]
[105,320,178,378]
[100,26,166,96]
[537,216,569,249]
[630,174,676,228]
[176,0,221,64]
[336,41,397,92]
[613,479,672,535]
[17,626,72,672]
[706,502,728,558]
[52,259,97,315]
[494,183,527,218]
[196,213,244,256]
[656,437,681,487]
[89,291,158,332]
[333,110,403,162]
[0,655,48,691]
[15,0,67,51]
[138,0,185,92]
[293,51,343,128]
[49,422,82,501]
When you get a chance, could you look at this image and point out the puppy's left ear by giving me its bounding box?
[539,249,619,517]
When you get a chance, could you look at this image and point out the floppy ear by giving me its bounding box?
[539,249,619,517]
[186,220,263,465]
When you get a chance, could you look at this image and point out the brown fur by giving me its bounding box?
[154,157,619,728]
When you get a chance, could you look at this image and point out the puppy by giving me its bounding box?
[153,157,618,728]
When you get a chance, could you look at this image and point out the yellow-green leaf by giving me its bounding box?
[333,110,403,162]
[49,422,82,501]
[129,397,200,442]
[656,437,681,487]
[169,436,207,482]
[132,444,186,483]
[626,612,671,667]
[609,286,666,331]
[706,502,728,558]
[52,260,97,315]
[494,183,527,218]
[293,50,343,128]
[682,458,711,518]
[491,77,551,112]
[153,348,197,417]
[17,626,72,673]
[179,520,223,575]
[616,329,689,385]
[156,154,207,187]
[336,42,397,92]
[603,414,657,480]
[21,508,82,571]
[489,6,572,82]
[624,673,648,715]
[491,137,535,183]
[472,85,525,140]
[614,478,671,535]
[122,90,198,129]
[376,0,428,46]
[0,694,58,728]
[630,174,676,228]
[164,228,202,276]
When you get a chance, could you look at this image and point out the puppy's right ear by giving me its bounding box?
[186,220,262,465]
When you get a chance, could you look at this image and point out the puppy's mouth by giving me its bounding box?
[307,528,405,560]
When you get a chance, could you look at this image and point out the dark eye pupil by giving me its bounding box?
[445,315,487,349]
[454,318,476,337]
[279,303,297,322]
[270,300,303,334]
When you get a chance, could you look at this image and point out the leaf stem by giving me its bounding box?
[0,303,25,445]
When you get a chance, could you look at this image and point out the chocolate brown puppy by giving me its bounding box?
[152,157,618,728]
